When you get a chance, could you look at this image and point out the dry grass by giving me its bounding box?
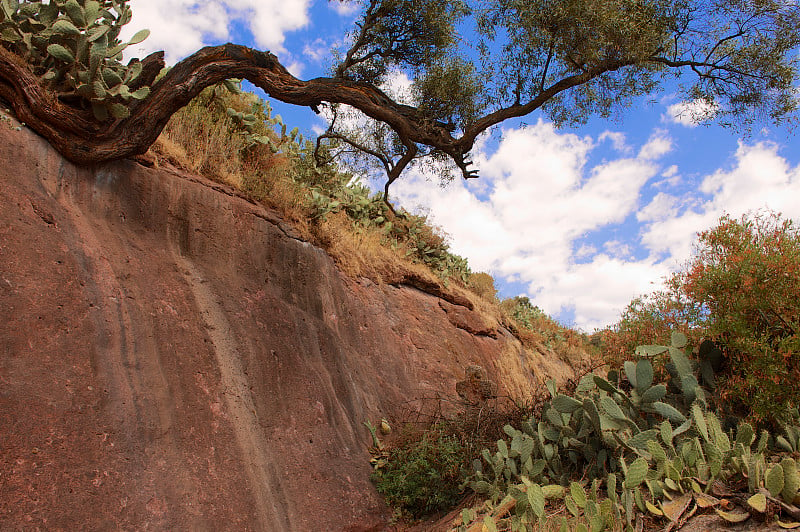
[312,211,412,281]
[148,85,597,368]
[467,272,498,301]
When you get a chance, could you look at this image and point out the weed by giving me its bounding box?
[372,426,469,518]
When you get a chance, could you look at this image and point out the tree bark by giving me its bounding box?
[0,43,469,168]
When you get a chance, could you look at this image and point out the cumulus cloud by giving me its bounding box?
[638,130,672,160]
[662,165,678,178]
[663,99,719,127]
[392,121,671,330]
[575,244,598,259]
[329,0,360,16]
[636,192,679,223]
[603,240,634,260]
[122,0,311,63]
[598,131,631,154]
[541,257,672,330]
[640,141,800,262]
[392,114,800,332]
[303,38,330,63]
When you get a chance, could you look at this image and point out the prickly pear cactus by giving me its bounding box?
[0,0,150,120]
[460,335,800,531]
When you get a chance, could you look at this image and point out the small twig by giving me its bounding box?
[759,487,800,521]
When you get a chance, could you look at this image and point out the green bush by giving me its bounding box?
[600,211,800,428]
[682,211,800,427]
[372,429,468,518]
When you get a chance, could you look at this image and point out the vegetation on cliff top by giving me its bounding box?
[2,3,799,528]
[0,0,798,197]
[152,77,586,361]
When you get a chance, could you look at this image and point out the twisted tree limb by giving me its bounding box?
[0,43,634,181]
[0,44,469,169]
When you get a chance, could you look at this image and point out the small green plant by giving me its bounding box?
[307,180,472,282]
[499,296,578,354]
[371,427,468,518]
[0,0,151,120]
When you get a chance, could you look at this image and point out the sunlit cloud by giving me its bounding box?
[392,120,671,330]
[392,115,800,332]
[640,141,800,262]
[663,99,720,127]
[123,0,311,63]
[598,131,631,154]
[329,0,360,16]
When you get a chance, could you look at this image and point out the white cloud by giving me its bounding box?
[393,120,669,330]
[663,99,719,127]
[652,164,681,188]
[638,130,672,160]
[303,38,330,63]
[122,0,311,63]
[603,240,633,259]
[329,0,360,16]
[637,192,679,223]
[539,257,671,330]
[392,117,800,332]
[662,165,678,178]
[640,141,800,262]
[575,244,597,259]
[599,131,631,153]
[285,60,305,77]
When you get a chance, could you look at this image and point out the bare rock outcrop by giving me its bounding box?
[0,114,580,530]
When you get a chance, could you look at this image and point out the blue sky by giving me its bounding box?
[123,1,800,331]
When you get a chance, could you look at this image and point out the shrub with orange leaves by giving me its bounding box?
[601,211,800,428]
[683,211,800,427]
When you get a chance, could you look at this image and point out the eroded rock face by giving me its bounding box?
[0,117,579,530]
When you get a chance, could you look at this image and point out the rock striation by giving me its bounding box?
[0,114,579,530]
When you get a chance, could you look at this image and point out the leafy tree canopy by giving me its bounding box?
[0,0,798,195]
[322,0,799,193]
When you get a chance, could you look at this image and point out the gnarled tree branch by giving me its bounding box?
[0,40,639,185]
[0,43,465,168]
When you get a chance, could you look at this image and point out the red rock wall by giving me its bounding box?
[0,116,577,530]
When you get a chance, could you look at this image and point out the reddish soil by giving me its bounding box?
[0,114,579,530]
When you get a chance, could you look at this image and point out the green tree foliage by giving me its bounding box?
[321,0,800,189]
[334,0,469,86]
[602,211,800,428]
[1,0,798,184]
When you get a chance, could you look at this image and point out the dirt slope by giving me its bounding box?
[0,114,579,531]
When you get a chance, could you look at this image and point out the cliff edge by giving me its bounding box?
[0,115,579,530]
